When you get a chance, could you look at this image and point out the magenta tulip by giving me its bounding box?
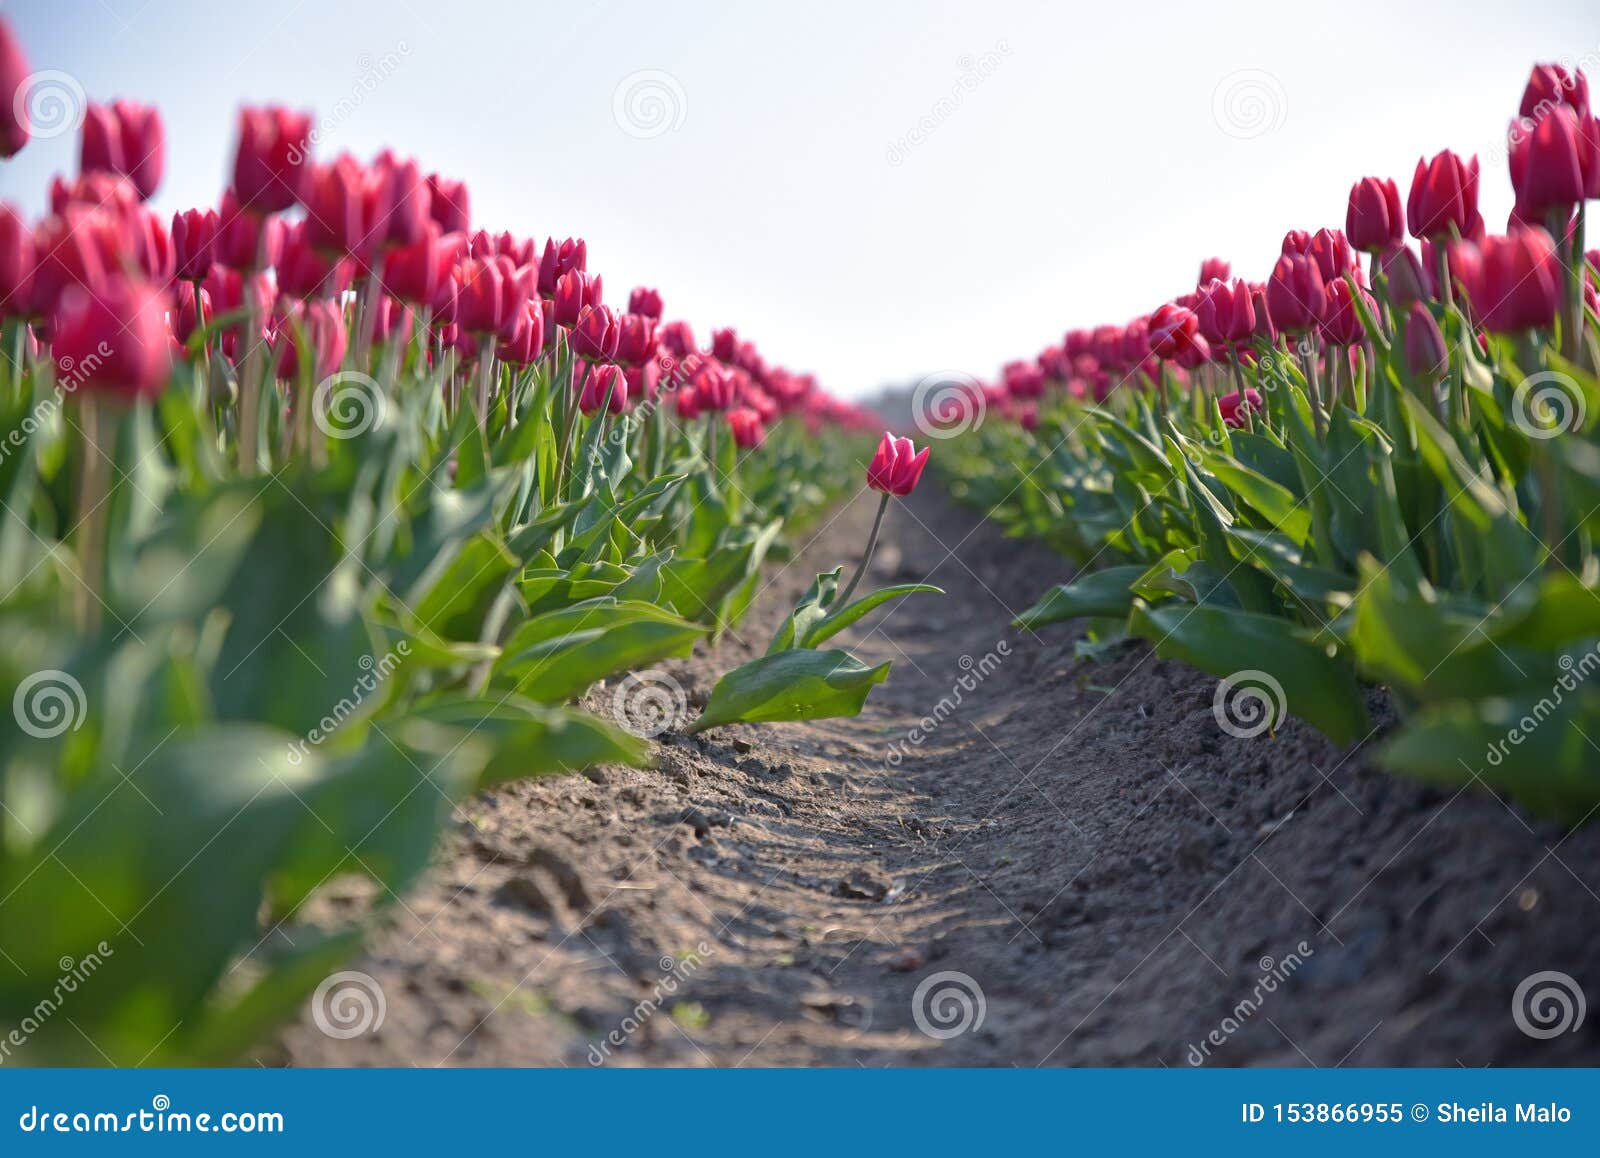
[1346,177,1403,253]
[866,432,930,497]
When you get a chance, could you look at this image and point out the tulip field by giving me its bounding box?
[0,10,1599,1071]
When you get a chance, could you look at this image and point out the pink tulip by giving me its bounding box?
[867,432,930,497]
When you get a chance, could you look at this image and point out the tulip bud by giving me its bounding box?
[1509,105,1590,216]
[1197,277,1255,346]
[382,225,443,306]
[277,222,349,299]
[172,208,219,283]
[659,320,696,359]
[711,327,738,363]
[0,16,31,158]
[1407,150,1482,241]
[1148,302,1200,360]
[496,301,545,366]
[628,286,663,319]
[538,237,587,298]
[0,202,36,319]
[53,278,172,402]
[1346,178,1404,253]
[1403,302,1448,382]
[374,154,432,248]
[579,362,627,415]
[1281,229,1312,255]
[553,269,601,327]
[274,298,348,380]
[1266,252,1326,334]
[1520,64,1590,121]
[1319,280,1372,346]
[727,407,765,449]
[1377,244,1433,306]
[1217,388,1262,429]
[81,100,165,200]
[571,303,620,361]
[215,188,284,271]
[614,313,658,366]
[1478,228,1564,333]
[1198,257,1230,284]
[426,174,470,234]
[232,107,313,214]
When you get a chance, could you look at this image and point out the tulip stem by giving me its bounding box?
[1300,339,1326,442]
[837,491,891,610]
[555,359,590,498]
[74,394,116,634]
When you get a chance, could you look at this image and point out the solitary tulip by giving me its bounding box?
[52,278,172,402]
[232,107,314,214]
[1346,178,1404,253]
[1407,150,1482,241]
[0,16,31,158]
[1478,228,1564,333]
[81,100,165,200]
[867,432,930,497]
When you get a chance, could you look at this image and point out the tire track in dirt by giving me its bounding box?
[281,486,1600,1067]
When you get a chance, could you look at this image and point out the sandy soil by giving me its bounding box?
[280,485,1600,1067]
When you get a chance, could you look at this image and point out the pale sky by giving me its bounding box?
[3,0,1598,396]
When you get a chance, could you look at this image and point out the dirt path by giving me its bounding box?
[281,486,1600,1067]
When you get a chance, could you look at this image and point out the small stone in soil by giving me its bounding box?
[836,867,892,901]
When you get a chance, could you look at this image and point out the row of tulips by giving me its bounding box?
[0,15,939,1063]
[945,60,1600,824]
